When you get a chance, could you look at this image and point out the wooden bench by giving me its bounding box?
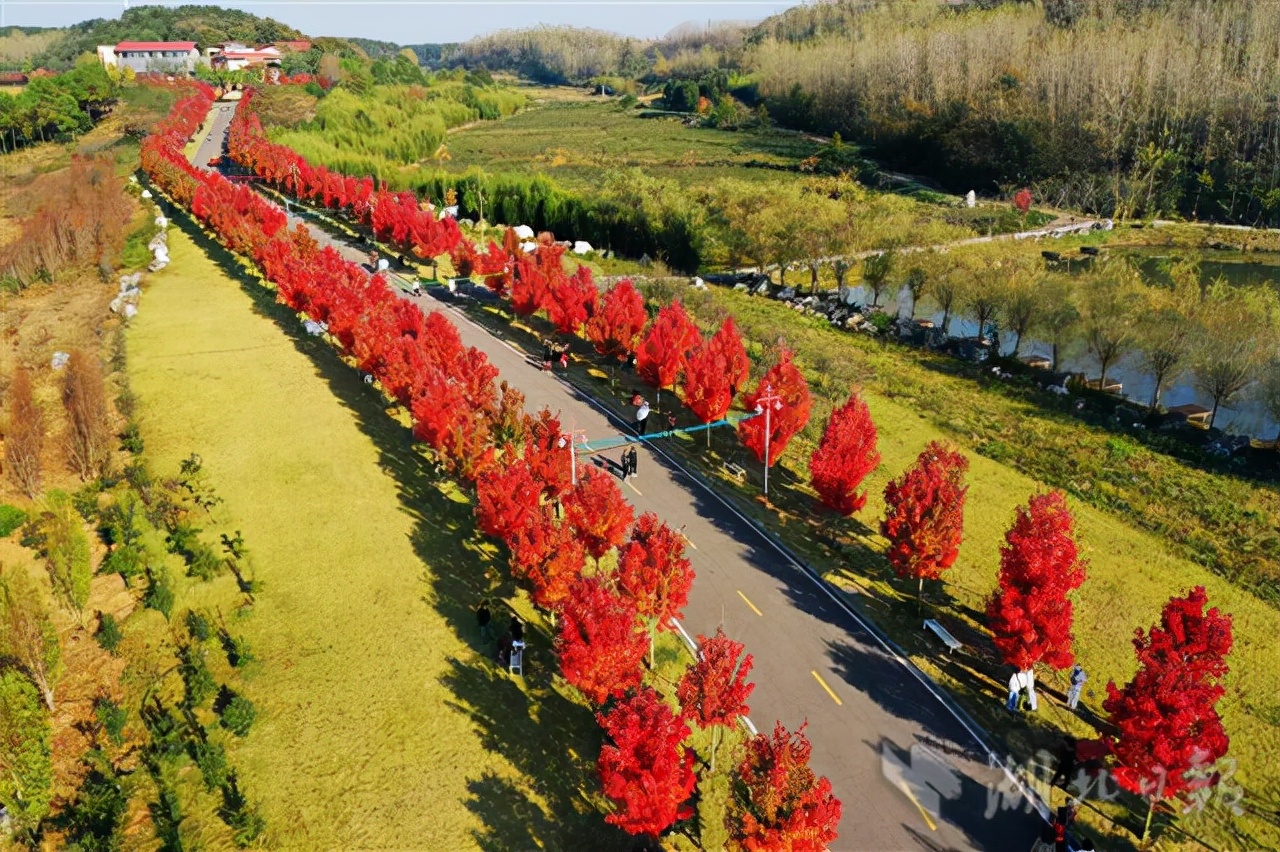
[923,619,962,653]
[724,461,747,481]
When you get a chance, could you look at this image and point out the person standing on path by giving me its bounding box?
[1066,664,1087,710]
[476,599,493,643]
[635,397,650,435]
[625,446,638,479]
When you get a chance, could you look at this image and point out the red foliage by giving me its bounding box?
[711,316,751,396]
[556,576,647,705]
[475,458,543,544]
[731,722,842,851]
[585,279,647,362]
[880,441,969,584]
[506,507,588,611]
[1104,587,1233,806]
[616,512,693,631]
[636,300,699,392]
[986,491,1087,671]
[563,465,634,559]
[682,332,735,426]
[737,346,812,467]
[1013,188,1033,214]
[546,265,598,336]
[676,628,755,730]
[522,408,573,501]
[809,391,881,515]
[597,687,697,837]
[510,255,552,317]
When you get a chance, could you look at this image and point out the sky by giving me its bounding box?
[4,0,797,44]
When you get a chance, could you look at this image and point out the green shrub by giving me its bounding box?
[219,775,266,846]
[192,739,229,791]
[185,610,211,643]
[143,566,174,619]
[187,544,223,581]
[96,613,123,654]
[0,671,53,832]
[25,490,92,614]
[180,648,216,708]
[0,504,27,537]
[119,422,144,455]
[95,697,127,746]
[216,689,257,737]
[60,758,128,851]
[219,630,253,668]
[102,544,145,583]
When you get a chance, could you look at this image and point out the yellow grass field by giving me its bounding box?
[126,224,621,849]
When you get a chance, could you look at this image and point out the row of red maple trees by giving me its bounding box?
[141,83,843,847]
[148,82,1237,842]
[227,81,1240,834]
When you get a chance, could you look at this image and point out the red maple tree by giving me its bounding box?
[585,279,647,362]
[505,508,588,612]
[616,512,694,663]
[809,391,881,515]
[597,687,697,838]
[730,721,842,851]
[556,576,648,705]
[737,345,812,468]
[522,408,573,501]
[676,628,754,770]
[1103,586,1233,842]
[475,458,543,545]
[1013,188,1033,214]
[682,333,735,434]
[636,300,699,397]
[986,490,1087,671]
[546,265,598,336]
[563,465,634,560]
[880,441,969,603]
[710,317,750,396]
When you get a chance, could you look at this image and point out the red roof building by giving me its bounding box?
[115,41,197,52]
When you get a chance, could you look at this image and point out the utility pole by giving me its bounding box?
[754,383,784,499]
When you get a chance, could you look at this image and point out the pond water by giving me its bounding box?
[839,253,1280,438]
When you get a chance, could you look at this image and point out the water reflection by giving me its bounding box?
[838,279,1279,439]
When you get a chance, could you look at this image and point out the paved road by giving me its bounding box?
[191,102,1045,851]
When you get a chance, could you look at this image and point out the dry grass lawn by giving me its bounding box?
[126,224,621,849]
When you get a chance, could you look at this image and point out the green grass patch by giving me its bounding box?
[126,225,622,849]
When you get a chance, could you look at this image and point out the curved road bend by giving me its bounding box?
[191,101,1044,851]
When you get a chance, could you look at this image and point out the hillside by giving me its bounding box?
[29,5,304,69]
[0,26,62,66]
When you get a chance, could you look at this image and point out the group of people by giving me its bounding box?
[1006,664,1087,714]
[475,599,525,671]
[618,445,639,479]
[542,339,570,370]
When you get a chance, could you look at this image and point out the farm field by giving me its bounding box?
[126,223,622,849]
[442,87,824,191]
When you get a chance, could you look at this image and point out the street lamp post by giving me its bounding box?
[754,383,784,499]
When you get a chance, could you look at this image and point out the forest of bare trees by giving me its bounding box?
[747,0,1280,224]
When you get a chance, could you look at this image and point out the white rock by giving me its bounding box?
[572,240,593,255]
[51,351,70,369]
[141,189,153,199]
[123,303,138,319]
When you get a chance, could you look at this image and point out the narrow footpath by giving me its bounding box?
[192,99,1045,850]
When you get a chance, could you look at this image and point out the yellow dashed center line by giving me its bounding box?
[736,590,763,617]
[811,670,843,706]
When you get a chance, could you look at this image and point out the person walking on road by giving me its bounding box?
[625,446,638,480]
[1066,664,1087,710]
[634,397,650,435]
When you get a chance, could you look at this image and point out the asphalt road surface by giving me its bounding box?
[191,101,1045,851]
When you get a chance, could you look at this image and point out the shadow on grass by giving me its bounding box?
[161,207,626,851]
